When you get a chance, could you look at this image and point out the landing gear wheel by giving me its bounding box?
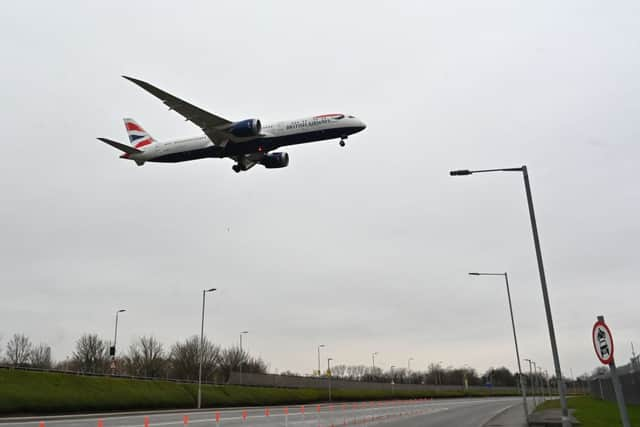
[339,139,346,147]
[232,165,241,173]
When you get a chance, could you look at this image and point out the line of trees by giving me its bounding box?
[0,333,596,388]
[1,333,267,383]
[3,333,52,368]
[328,363,520,387]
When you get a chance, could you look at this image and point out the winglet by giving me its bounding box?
[121,75,167,99]
[122,75,142,85]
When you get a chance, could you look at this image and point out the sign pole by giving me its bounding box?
[593,315,630,427]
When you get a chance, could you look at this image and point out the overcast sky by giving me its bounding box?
[1,1,638,378]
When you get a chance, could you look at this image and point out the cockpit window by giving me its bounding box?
[347,115,355,118]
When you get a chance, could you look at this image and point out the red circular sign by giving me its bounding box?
[592,320,614,365]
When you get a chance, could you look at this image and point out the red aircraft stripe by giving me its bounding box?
[125,122,144,132]
[134,138,152,148]
[313,113,342,119]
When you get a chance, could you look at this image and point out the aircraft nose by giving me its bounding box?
[357,119,367,131]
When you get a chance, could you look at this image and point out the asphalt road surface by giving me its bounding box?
[0,397,524,427]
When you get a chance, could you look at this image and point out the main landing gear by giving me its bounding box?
[339,137,347,147]
[232,165,242,173]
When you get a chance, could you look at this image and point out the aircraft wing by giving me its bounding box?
[122,76,233,145]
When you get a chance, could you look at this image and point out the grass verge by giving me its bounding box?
[537,396,640,427]
[0,369,516,416]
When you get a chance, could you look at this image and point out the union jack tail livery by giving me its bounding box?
[124,118,154,149]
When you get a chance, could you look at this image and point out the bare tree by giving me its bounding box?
[170,335,220,381]
[346,365,367,380]
[244,356,267,374]
[125,336,166,377]
[482,367,515,386]
[332,364,347,378]
[219,345,248,381]
[73,334,108,373]
[29,343,52,368]
[6,333,32,366]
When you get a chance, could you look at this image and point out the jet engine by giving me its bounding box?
[228,119,261,137]
[260,152,289,169]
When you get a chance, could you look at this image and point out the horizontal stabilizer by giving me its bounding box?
[97,137,142,154]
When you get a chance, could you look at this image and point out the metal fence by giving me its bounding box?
[0,364,220,386]
[228,371,516,393]
[589,360,640,404]
[0,364,519,394]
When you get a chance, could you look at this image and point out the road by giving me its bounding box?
[0,397,525,427]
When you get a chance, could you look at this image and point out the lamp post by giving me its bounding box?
[469,272,528,418]
[463,364,471,390]
[537,364,547,402]
[197,288,216,409]
[524,358,537,407]
[111,309,126,375]
[327,357,333,401]
[390,365,396,397]
[408,357,413,373]
[538,367,551,399]
[372,352,378,373]
[239,331,248,385]
[532,361,541,402]
[451,165,569,426]
[317,344,326,377]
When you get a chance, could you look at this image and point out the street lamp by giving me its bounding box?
[545,369,551,397]
[436,360,443,385]
[536,364,545,401]
[408,357,413,379]
[197,288,216,409]
[317,344,326,377]
[468,272,528,419]
[111,309,126,375]
[451,165,569,426]
[327,357,333,401]
[524,358,537,407]
[390,365,396,397]
[532,361,541,402]
[463,364,471,390]
[239,331,249,385]
[372,352,378,373]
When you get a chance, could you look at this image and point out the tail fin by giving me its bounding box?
[124,118,155,149]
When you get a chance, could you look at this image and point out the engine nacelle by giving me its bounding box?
[228,119,261,137]
[260,152,289,169]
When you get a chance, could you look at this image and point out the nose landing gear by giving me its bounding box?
[339,136,347,147]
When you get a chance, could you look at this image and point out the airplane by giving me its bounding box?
[98,76,366,173]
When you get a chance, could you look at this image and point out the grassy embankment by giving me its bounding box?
[537,396,640,427]
[0,369,515,415]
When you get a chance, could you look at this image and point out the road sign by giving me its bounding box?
[594,315,630,427]
[592,319,614,365]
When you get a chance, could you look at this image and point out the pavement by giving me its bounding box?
[0,397,525,427]
[482,399,530,427]
[483,397,572,427]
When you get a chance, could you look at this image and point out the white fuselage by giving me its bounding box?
[129,114,366,162]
